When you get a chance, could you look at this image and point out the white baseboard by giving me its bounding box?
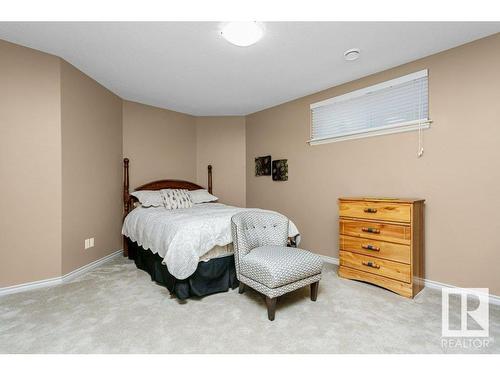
[0,249,123,297]
[4,250,499,307]
[322,255,500,306]
[422,278,500,306]
[321,255,339,265]
[0,276,62,297]
[62,250,122,282]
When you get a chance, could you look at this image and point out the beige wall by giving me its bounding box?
[122,100,197,189]
[246,33,500,294]
[60,62,123,274]
[122,104,246,205]
[1,39,123,287]
[196,116,246,206]
[0,40,62,287]
[3,33,499,295]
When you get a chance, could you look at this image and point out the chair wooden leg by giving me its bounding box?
[265,296,277,321]
[310,281,319,301]
[238,282,245,294]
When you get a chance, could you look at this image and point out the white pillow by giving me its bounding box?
[160,189,193,210]
[189,189,218,204]
[130,190,163,207]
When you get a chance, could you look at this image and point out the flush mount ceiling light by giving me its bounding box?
[221,22,264,47]
[344,48,361,61]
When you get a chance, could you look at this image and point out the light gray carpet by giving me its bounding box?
[0,256,498,354]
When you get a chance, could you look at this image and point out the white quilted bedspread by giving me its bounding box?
[122,203,300,280]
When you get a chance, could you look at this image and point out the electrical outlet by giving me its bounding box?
[89,238,94,247]
[84,239,90,249]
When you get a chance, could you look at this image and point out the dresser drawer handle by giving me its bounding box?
[362,244,380,251]
[361,227,380,234]
[362,261,380,269]
[364,208,378,213]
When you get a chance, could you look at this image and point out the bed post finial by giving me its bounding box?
[123,158,130,257]
[208,164,213,194]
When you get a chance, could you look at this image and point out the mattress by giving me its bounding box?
[199,243,234,262]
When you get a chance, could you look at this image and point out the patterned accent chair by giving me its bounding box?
[231,211,323,321]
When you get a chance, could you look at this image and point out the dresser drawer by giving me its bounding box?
[339,219,411,245]
[339,235,411,264]
[339,250,411,283]
[339,200,411,222]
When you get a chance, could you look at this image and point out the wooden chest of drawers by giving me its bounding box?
[338,197,424,298]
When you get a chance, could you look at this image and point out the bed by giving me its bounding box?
[121,158,299,299]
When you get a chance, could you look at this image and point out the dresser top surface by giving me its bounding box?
[339,197,425,203]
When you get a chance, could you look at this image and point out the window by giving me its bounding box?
[309,70,430,145]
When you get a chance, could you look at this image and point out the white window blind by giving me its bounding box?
[309,70,430,145]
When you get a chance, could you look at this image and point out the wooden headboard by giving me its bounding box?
[123,158,213,218]
[122,158,212,257]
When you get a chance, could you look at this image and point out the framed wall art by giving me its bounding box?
[272,159,288,181]
[255,155,272,176]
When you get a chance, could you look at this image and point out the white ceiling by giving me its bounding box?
[0,22,499,116]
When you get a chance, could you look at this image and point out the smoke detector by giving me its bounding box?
[344,48,361,61]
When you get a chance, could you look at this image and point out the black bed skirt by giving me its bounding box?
[127,239,238,300]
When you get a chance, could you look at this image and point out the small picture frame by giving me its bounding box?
[272,159,288,181]
[255,155,272,176]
